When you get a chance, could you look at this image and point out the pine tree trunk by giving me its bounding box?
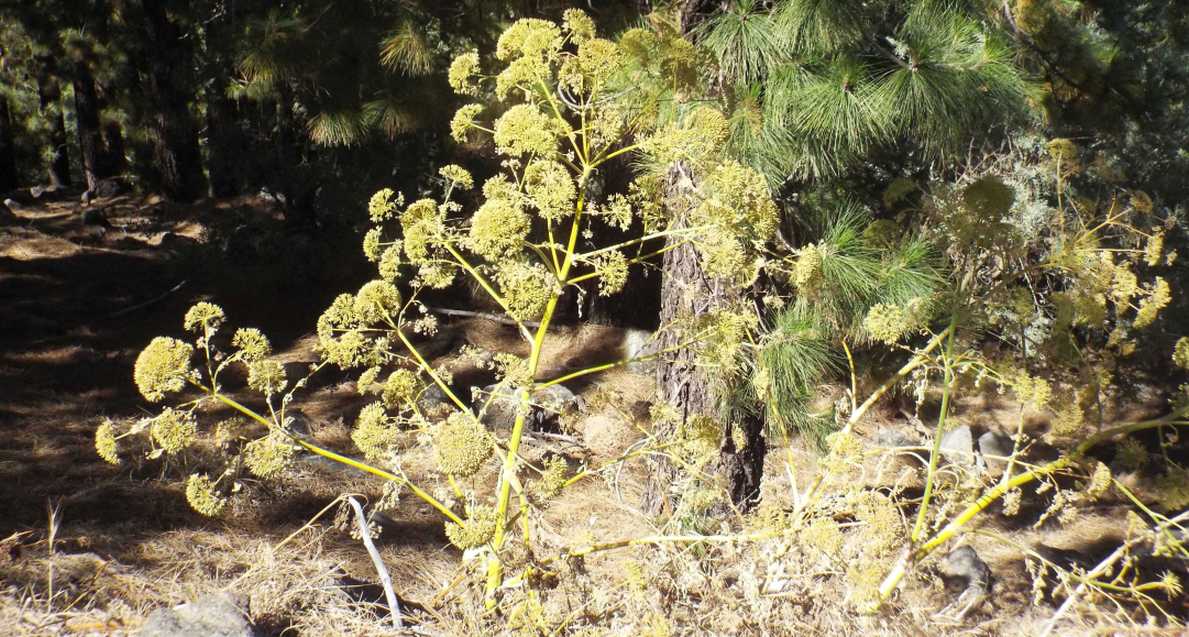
[102,120,128,175]
[37,69,71,189]
[204,82,242,198]
[644,0,767,515]
[134,0,206,201]
[643,163,767,515]
[73,64,106,191]
[0,95,18,193]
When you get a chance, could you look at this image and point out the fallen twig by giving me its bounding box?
[346,496,403,630]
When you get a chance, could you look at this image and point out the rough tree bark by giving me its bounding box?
[0,95,18,192]
[133,0,206,201]
[36,65,71,188]
[643,163,767,516]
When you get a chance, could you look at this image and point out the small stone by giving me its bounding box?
[937,545,991,620]
[977,431,1014,473]
[139,591,259,637]
[940,425,975,466]
[874,428,919,449]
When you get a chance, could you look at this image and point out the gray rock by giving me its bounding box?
[418,384,450,412]
[285,410,312,437]
[478,383,584,432]
[874,428,919,449]
[977,431,1014,472]
[139,591,259,637]
[940,425,975,466]
[937,545,991,620]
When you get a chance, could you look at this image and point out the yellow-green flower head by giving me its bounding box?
[416,263,457,289]
[1173,337,1189,370]
[247,359,287,396]
[523,159,576,221]
[864,303,913,345]
[439,164,474,190]
[698,161,778,242]
[642,106,729,166]
[353,402,400,460]
[618,27,659,61]
[401,198,443,264]
[95,418,120,465]
[185,473,226,517]
[444,504,498,549]
[378,244,403,281]
[134,336,194,402]
[244,432,297,479]
[353,280,402,324]
[1134,277,1170,328]
[1145,230,1165,267]
[493,104,557,157]
[559,38,621,94]
[450,104,483,143]
[382,368,419,408]
[496,18,562,62]
[231,327,272,362]
[1110,263,1139,303]
[469,198,530,260]
[600,193,633,230]
[792,243,824,293]
[447,51,481,96]
[593,251,629,296]
[151,407,198,455]
[562,9,596,43]
[316,294,368,369]
[495,56,541,101]
[496,261,556,322]
[183,302,225,334]
[363,227,383,261]
[433,412,492,477]
[368,188,402,223]
[482,174,523,203]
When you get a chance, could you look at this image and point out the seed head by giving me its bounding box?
[134,337,194,402]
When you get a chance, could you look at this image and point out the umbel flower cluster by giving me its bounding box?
[101,11,779,607]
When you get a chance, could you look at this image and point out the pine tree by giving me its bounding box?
[639,0,1031,512]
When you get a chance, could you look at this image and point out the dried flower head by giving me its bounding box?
[1084,461,1112,500]
[447,51,481,96]
[433,412,492,477]
[95,418,120,465]
[469,198,530,260]
[150,408,197,454]
[244,432,297,478]
[445,504,498,549]
[134,336,194,402]
[792,243,823,293]
[185,474,226,517]
[183,302,225,333]
[353,402,399,461]
[1050,402,1085,437]
[493,104,557,157]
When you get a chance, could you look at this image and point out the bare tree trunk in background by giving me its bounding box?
[204,82,242,198]
[134,0,206,201]
[0,96,18,192]
[101,119,128,176]
[36,66,71,189]
[73,63,107,191]
[643,0,767,516]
